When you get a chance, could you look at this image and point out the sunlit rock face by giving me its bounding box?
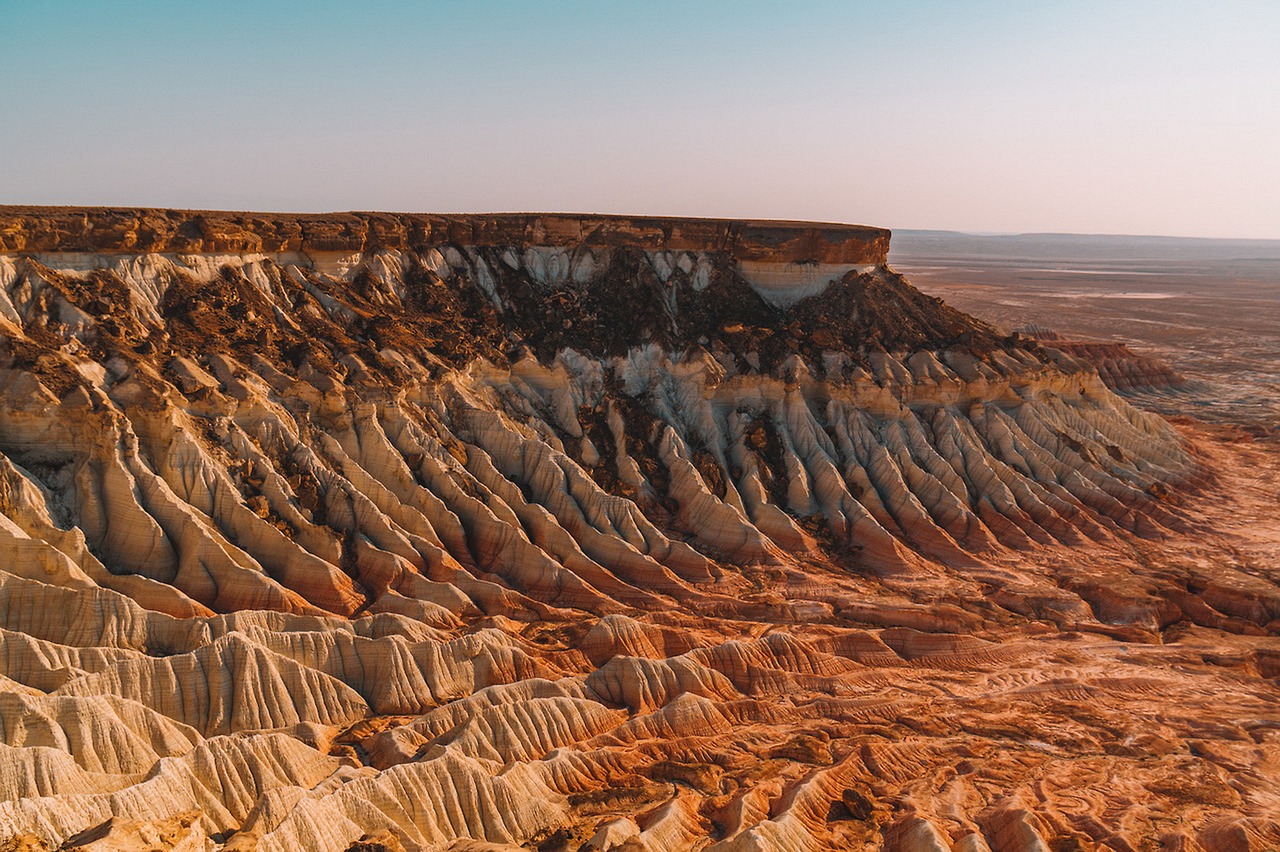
[1015,325,1187,393]
[1,208,1277,851]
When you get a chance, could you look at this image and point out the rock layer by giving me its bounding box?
[0,208,1276,851]
[1015,326,1186,392]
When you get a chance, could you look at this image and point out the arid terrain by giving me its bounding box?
[0,209,1277,851]
[892,230,1280,427]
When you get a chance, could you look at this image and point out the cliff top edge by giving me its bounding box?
[0,207,890,263]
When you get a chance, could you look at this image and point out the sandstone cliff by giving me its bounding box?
[0,208,1276,851]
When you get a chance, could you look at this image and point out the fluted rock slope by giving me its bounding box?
[1014,326,1186,393]
[0,208,1276,851]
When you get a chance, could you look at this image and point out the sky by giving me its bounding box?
[2,0,1278,239]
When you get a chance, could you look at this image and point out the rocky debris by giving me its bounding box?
[0,210,1276,850]
[59,811,208,851]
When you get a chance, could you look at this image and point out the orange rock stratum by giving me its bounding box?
[0,207,1277,851]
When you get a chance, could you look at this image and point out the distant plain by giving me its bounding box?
[891,230,1280,425]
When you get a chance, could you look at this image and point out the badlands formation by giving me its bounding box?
[0,207,1277,851]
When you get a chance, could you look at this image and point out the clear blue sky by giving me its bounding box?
[3,0,1278,238]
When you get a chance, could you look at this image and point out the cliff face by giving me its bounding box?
[1,208,1277,851]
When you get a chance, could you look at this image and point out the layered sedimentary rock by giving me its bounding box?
[0,208,1277,851]
[1015,326,1186,392]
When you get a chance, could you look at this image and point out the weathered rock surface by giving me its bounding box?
[1015,326,1186,392]
[0,208,1277,850]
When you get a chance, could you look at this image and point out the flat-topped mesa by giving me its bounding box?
[0,207,1243,852]
[0,207,888,305]
[0,206,1195,613]
[0,207,890,260]
[0,206,998,367]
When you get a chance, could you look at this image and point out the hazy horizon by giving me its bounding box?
[4,1,1278,240]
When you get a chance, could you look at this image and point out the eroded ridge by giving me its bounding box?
[0,209,1276,851]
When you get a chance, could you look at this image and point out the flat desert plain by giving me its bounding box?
[892,230,1280,426]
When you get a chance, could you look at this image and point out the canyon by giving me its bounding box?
[0,207,1277,851]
